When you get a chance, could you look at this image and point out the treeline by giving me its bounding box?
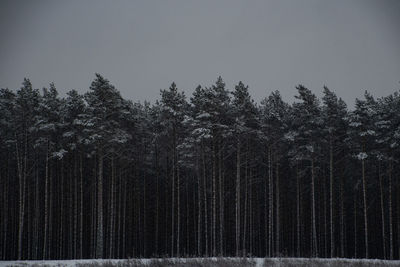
[0,74,400,260]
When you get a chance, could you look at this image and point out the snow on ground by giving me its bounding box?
[1,257,400,267]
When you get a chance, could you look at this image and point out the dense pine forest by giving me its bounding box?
[1,74,400,261]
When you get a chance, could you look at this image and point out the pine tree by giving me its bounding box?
[84,74,131,258]
[160,82,187,257]
[321,86,348,258]
[232,81,258,256]
[1,75,400,260]
[260,90,290,256]
[292,85,322,257]
[349,91,377,259]
[13,79,41,260]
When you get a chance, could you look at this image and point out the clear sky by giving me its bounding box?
[1,0,399,106]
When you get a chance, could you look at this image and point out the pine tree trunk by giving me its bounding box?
[218,143,224,256]
[268,149,273,257]
[2,167,8,260]
[361,158,368,258]
[16,132,27,260]
[59,159,64,259]
[323,168,327,258]
[143,168,147,257]
[73,154,78,259]
[34,166,40,259]
[397,175,400,260]
[311,158,318,257]
[196,155,201,256]
[264,162,268,257]
[212,140,216,256]
[109,157,115,258]
[117,173,122,258]
[96,148,104,258]
[91,161,96,258]
[276,163,280,256]
[235,138,241,256]
[79,154,84,259]
[388,160,393,260]
[122,176,127,257]
[155,146,160,256]
[354,192,357,258]
[49,162,53,259]
[202,142,208,256]
[243,152,248,256]
[43,144,49,259]
[171,130,176,257]
[296,163,301,257]
[177,163,180,257]
[186,174,190,255]
[68,164,72,259]
[340,175,345,258]
[379,162,386,259]
[329,142,334,258]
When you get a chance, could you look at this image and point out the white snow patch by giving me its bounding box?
[356,152,368,160]
[2,257,400,267]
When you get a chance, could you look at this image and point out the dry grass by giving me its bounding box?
[263,258,400,267]
[4,257,400,267]
[76,258,256,267]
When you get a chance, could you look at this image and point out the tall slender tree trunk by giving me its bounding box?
[264,161,268,257]
[177,163,180,257]
[311,158,318,257]
[361,158,368,258]
[122,176,127,257]
[329,142,334,258]
[79,154,84,259]
[171,130,176,257]
[379,162,386,259]
[2,166,8,260]
[155,145,160,256]
[43,143,49,259]
[91,159,96,258]
[196,155,201,256]
[33,167,38,259]
[235,138,241,256]
[202,143,208,256]
[397,174,400,260]
[323,168,327,258]
[68,163,73,259]
[59,159,64,259]
[340,175,345,258]
[109,157,115,258]
[142,170,146,256]
[243,152,248,256]
[388,160,393,260]
[276,163,280,256]
[354,191,357,258]
[49,162,53,259]
[212,140,216,256]
[296,163,301,257]
[117,173,122,258]
[218,143,224,255]
[249,167,253,255]
[268,149,274,256]
[16,132,27,260]
[96,148,104,258]
[73,154,78,259]
[185,174,190,255]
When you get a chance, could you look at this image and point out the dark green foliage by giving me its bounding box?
[1,76,400,261]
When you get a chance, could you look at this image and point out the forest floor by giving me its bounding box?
[1,257,400,267]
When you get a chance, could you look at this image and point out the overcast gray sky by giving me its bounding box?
[1,0,399,106]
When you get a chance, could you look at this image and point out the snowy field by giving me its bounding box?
[1,258,400,267]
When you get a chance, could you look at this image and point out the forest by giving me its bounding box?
[0,74,399,261]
